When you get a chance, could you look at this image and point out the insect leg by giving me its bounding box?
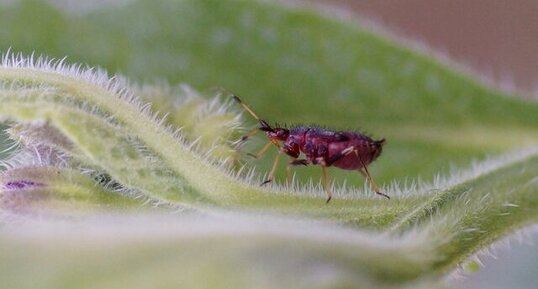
[290,159,309,166]
[356,152,390,199]
[321,166,333,203]
[247,141,273,159]
[261,150,283,185]
[238,127,260,143]
[325,146,355,166]
[286,159,310,186]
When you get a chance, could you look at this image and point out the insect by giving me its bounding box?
[233,95,389,203]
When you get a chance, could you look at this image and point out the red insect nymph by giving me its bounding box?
[234,95,389,203]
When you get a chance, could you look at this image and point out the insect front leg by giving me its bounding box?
[238,127,260,143]
[247,141,273,159]
[261,149,283,185]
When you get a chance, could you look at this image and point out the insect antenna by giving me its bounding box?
[232,95,274,133]
[230,94,282,175]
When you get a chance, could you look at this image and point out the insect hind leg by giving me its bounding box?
[325,146,355,166]
[356,153,390,199]
[326,145,390,200]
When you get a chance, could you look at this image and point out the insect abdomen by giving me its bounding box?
[328,138,383,170]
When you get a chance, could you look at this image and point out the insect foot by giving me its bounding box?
[261,179,272,186]
[376,191,391,200]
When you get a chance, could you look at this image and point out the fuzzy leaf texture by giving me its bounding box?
[0,54,537,289]
[0,0,538,288]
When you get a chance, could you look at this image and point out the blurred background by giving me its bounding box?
[316,0,538,99]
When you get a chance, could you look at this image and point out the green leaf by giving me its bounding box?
[390,151,538,274]
[0,63,417,227]
[0,215,449,289]
[1,60,537,284]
